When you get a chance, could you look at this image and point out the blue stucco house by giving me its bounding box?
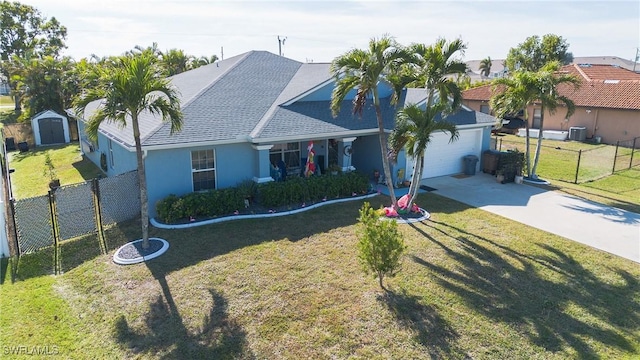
[72,51,495,217]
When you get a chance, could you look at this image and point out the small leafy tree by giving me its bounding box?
[357,202,406,290]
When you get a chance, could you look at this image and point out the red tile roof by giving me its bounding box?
[463,64,640,110]
[565,63,640,81]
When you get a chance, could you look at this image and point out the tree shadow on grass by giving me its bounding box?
[410,220,639,358]
[377,288,466,359]
[114,280,252,359]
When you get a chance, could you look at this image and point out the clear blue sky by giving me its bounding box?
[19,0,640,63]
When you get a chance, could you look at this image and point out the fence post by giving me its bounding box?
[575,150,582,184]
[48,190,60,275]
[612,141,620,174]
[8,199,19,283]
[92,178,107,254]
[8,199,19,256]
[629,137,637,170]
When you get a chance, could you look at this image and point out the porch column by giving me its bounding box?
[338,137,357,172]
[252,144,274,183]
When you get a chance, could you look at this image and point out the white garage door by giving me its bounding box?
[406,128,482,179]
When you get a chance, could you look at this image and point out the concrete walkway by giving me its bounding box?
[419,173,640,263]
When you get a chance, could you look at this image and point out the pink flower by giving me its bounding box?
[302,203,306,207]
[352,192,357,196]
[383,206,398,217]
[322,196,327,201]
[233,210,239,215]
[189,216,195,222]
[269,209,275,213]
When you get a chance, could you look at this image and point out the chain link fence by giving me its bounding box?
[10,171,139,257]
[493,136,639,184]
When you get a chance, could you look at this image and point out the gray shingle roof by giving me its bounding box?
[80,50,494,148]
[144,51,302,146]
[255,95,403,140]
[436,107,498,125]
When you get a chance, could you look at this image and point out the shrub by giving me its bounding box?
[357,202,406,290]
[258,171,370,208]
[156,172,371,223]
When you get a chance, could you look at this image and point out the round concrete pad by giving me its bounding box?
[113,238,169,265]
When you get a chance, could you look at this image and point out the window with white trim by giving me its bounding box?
[191,149,216,191]
[269,142,300,171]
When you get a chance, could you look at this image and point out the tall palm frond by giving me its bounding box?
[329,35,414,208]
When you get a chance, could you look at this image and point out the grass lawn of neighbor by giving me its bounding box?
[8,143,104,199]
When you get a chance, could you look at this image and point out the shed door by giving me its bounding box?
[407,128,482,179]
[39,117,65,144]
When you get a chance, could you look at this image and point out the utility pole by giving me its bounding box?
[633,47,639,73]
[278,36,287,56]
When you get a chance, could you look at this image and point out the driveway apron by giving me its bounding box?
[422,173,640,263]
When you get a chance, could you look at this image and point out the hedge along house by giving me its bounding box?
[72,51,496,217]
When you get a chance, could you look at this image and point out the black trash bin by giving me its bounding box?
[463,155,479,175]
[5,137,15,151]
[482,149,501,174]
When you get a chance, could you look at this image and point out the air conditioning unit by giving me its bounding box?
[569,126,587,141]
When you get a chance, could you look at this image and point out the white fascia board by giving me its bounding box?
[253,129,385,144]
[134,137,251,152]
[455,123,493,130]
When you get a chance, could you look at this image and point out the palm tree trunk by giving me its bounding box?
[524,109,532,178]
[374,104,397,208]
[13,94,21,114]
[132,114,150,249]
[530,105,544,179]
[407,153,420,202]
[406,152,424,211]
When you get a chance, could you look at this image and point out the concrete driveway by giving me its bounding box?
[421,173,640,263]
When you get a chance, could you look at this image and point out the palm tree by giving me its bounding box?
[330,35,413,208]
[491,61,579,180]
[390,38,466,210]
[479,56,492,77]
[389,104,458,209]
[191,55,219,69]
[528,62,579,178]
[160,49,193,76]
[74,53,183,249]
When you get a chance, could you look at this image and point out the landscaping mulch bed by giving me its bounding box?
[115,239,164,260]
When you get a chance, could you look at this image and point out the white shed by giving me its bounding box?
[31,110,71,146]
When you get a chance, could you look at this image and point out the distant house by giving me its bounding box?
[465,55,639,78]
[72,51,495,217]
[462,64,640,144]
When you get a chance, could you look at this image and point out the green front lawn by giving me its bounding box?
[2,194,638,359]
[8,143,103,199]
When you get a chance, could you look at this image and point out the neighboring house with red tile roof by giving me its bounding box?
[462,64,640,144]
